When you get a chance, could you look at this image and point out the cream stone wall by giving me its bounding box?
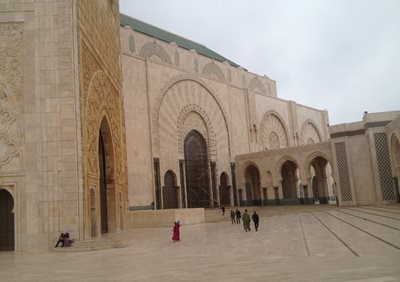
[121,25,330,209]
[330,112,400,205]
[78,0,127,238]
[0,0,81,250]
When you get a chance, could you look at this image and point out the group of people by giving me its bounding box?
[229,208,259,232]
[54,232,73,248]
[171,207,260,243]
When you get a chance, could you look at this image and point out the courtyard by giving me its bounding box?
[1,205,400,281]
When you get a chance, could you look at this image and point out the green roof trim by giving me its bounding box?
[120,13,240,68]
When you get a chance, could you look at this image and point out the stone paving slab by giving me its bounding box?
[1,205,400,281]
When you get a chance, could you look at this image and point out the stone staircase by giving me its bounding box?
[52,237,127,252]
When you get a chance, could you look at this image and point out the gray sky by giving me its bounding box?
[120,0,400,125]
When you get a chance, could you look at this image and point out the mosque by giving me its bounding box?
[0,0,399,251]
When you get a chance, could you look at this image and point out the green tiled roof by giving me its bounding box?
[120,13,240,68]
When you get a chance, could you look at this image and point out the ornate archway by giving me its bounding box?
[0,189,14,251]
[244,165,261,205]
[219,172,231,206]
[98,117,116,235]
[281,160,299,200]
[163,170,179,209]
[184,130,210,208]
[309,156,330,204]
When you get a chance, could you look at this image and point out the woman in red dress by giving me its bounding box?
[172,221,180,242]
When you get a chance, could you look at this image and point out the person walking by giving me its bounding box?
[235,209,241,224]
[242,209,251,232]
[230,210,236,224]
[221,205,225,216]
[252,211,259,231]
[172,220,180,242]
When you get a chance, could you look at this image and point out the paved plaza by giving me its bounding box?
[1,205,400,281]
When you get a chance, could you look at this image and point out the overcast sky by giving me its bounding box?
[120,0,400,125]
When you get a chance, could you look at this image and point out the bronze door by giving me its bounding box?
[184,130,210,208]
[0,190,14,251]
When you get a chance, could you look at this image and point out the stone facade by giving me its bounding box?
[120,22,330,209]
[330,111,400,205]
[0,1,398,252]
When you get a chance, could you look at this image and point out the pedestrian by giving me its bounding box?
[230,210,236,224]
[242,209,251,232]
[252,211,259,231]
[235,209,241,224]
[221,205,225,216]
[54,233,64,248]
[172,220,180,242]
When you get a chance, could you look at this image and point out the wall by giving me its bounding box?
[0,0,82,250]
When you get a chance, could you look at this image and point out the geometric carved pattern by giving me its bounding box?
[139,42,172,64]
[177,104,217,161]
[81,43,125,186]
[260,113,288,150]
[300,121,321,145]
[248,77,267,94]
[0,23,23,102]
[374,133,395,201]
[128,35,135,53]
[174,51,180,66]
[0,135,18,167]
[201,62,225,81]
[334,142,353,201]
[153,74,232,159]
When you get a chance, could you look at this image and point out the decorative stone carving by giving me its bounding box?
[248,76,267,94]
[152,74,233,159]
[139,42,172,64]
[0,108,15,134]
[177,104,217,161]
[174,50,180,66]
[300,121,321,145]
[0,135,18,168]
[201,62,225,81]
[128,35,135,53]
[81,42,127,188]
[260,113,288,150]
[0,23,23,102]
[269,132,280,150]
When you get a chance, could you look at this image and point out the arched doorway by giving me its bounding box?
[94,117,116,236]
[390,134,400,202]
[281,160,299,202]
[219,172,230,206]
[0,189,14,251]
[310,156,330,204]
[244,165,261,205]
[184,130,210,208]
[163,170,179,209]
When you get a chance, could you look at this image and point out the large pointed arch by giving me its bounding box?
[260,111,289,150]
[300,120,322,145]
[152,74,233,158]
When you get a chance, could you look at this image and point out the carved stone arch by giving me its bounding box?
[248,76,267,94]
[260,111,289,150]
[153,74,233,158]
[276,155,299,182]
[240,160,261,179]
[300,120,322,145]
[305,151,332,180]
[84,69,125,236]
[0,75,21,169]
[139,42,172,64]
[390,133,400,171]
[128,35,135,53]
[177,104,217,161]
[201,62,225,81]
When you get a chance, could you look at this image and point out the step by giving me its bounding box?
[52,238,127,252]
